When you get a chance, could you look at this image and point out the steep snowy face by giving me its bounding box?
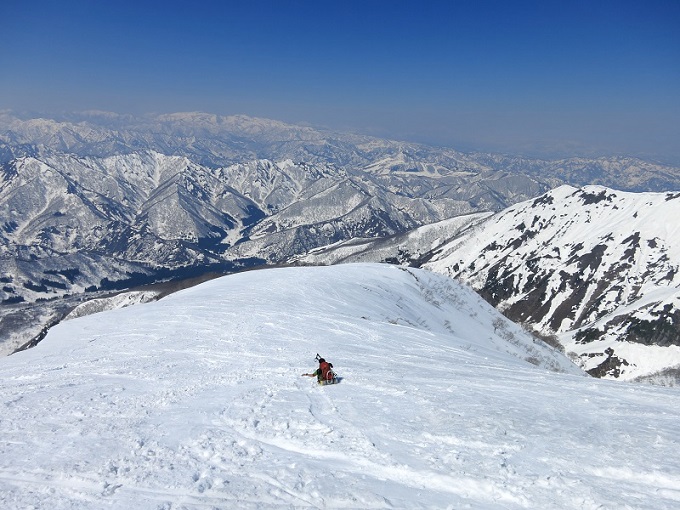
[2,264,680,509]
[425,185,680,381]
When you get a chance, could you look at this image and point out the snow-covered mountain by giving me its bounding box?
[2,111,680,364]
[294,213,493,267]
[423,185,680,382]
[3,111,678,307]
[3,111,678,195]
[0,152,473,305]
[0,145,493,354]
[4,263,678,509]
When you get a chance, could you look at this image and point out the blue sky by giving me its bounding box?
[1,0,678,162]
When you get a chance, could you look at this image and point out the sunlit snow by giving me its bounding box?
[1,264,678,509]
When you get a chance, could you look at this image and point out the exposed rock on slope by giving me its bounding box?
[425,185,680,381]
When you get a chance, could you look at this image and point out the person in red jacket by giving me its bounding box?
[302,356,335,384]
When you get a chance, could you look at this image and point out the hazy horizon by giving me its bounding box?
[1,0,678,163]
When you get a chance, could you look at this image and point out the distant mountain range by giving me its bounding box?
[3,110,678,191]
[0,112,547,308]
[1,111,680,378]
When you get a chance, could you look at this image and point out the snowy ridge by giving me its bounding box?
[295,213,493,266]
[425,185,680,381]
[2,264,680,509]
[64,290,160,321]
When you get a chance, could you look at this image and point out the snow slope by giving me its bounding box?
[1,264,679,509]
[294,213,493,266]
[425,185,680,381]
[64,290,161,321]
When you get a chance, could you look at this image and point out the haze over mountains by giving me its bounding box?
[3,111,678,192]
[1,111,680,382]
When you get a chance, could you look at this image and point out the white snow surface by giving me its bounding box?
[294,213,493,266]
[64,291,161,321]
[1,264,679,509]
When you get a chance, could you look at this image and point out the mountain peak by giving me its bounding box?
[426,185,680,381]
